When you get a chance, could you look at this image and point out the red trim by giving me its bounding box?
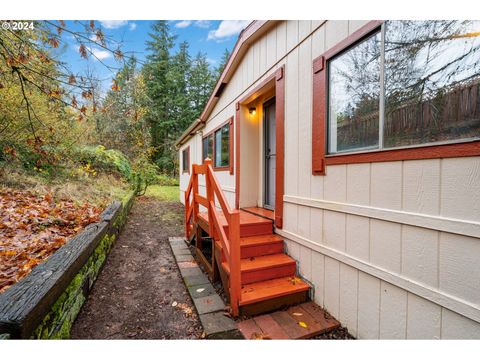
[182,146,190,174]
[274,66,285,229]
[312,55,327,175]
[235,102,241,210]
[234,66,285,229]
[325,141,480,165]
[229,117,234,175]
[312,21,382,176]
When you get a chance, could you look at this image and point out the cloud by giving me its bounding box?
[194,20,211,29]
[175,20,192,28]
[129,22,137,31]
[207,20,250,41]
[206,58,217,66]
[91,48,111,60]
[99,20,128,29]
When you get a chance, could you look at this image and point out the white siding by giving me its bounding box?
[179,20,480,339]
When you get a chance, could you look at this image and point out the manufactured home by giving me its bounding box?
[176,20,480,339]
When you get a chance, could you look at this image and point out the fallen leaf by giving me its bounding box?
[172,301,178,307]
[196,288,205,293]
[298,321,308,328]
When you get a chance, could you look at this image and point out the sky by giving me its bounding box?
[50,20,251,93]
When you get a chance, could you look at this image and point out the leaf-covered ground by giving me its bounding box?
[0,189,102,292]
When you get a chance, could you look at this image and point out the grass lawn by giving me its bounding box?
[144,185,180,202]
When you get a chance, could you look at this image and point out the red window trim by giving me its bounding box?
[201,117,234,174]
[312,21,480,172]
[182,145,190,174]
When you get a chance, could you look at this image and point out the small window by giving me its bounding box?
[214,123,230,168]
[202,135,213,162]
[182,147,189,173]
[327,20,480,154]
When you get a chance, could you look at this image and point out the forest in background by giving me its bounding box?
[0,20,229,201]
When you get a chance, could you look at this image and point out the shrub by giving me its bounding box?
[74,145,132,180]
[131,156,160,195]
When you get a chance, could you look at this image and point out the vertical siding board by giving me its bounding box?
[339,264,359,337]
[298,37,313,198]
[284,48,299,196]
[441,308,480,339]
[311,252,325,307]
[259,35,267,75]
[439,232,480,305]
[311,25,326,59]
[358,271,381,339]
[299,245,312,281]
[247,46,254,86]
[345,214,370,262]
[297,206,311,239]
[253,41,260,80]
[324,257,340,318]
[324,164,347,201]
[379,281,407,339]
[403,159,440,215]
[276,21,287,60]
[283,202,298,234]
[406,293,441,339]
[371,162,403,210]
[266,27,277,69]
[325,21,348,51]
[370,220,401,273]
[441,157,480,222]
[401,226,439,287]
[346,163,371,205]
[309,207,324,245]
[324,211,346,251]
[298,20,312,42]
[286,20,299,53]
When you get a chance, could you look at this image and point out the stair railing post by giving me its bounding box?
[229,209,240,317]
[204,158,215,237]
[192,166,199,224]
[184,186,189,238]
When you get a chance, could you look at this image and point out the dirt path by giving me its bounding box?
[71,195,203,339]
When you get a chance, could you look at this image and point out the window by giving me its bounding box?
[327,20,480,154]
[202,118,233,173]
[214,123,230,168]
[182,146,189,174]
[202,134,213,162]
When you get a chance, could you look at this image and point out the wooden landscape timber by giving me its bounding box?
[0,191,135,339]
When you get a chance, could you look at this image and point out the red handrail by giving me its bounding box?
[183,158,240,316]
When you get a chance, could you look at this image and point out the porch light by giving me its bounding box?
[249,107,256,115]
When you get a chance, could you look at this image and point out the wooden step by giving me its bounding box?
[197,210,273,237]
[240,234,284,258]
[240,276,310,306]
[216,234,284,259]
[222,253,297,285]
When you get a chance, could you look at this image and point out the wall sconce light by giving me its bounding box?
[249,107,256,115]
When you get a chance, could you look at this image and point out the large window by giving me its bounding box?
[328,20,480,154]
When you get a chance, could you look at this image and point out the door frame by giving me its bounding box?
[263,96,276,211]
[235,65,285,228]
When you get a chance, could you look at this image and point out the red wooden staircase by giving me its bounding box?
[185,159,310,317]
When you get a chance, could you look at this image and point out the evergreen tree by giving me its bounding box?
[189,52,216,121]
[143,21,176,168]
[215,48,231,79]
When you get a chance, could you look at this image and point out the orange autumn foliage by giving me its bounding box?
[0,189,102,292]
